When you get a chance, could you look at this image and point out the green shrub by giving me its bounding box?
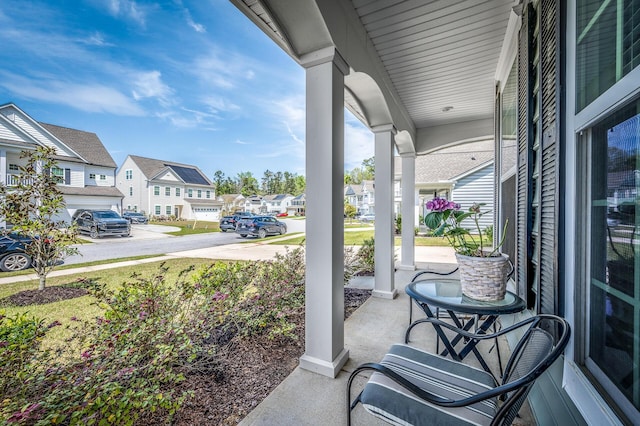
[193,246,306,340]
[357,237,376,274]
[0,248,310,424]
[0,311,52,422]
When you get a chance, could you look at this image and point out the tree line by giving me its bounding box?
[212,157,375,197]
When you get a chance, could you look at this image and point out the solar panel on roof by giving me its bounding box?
[168,165,209,185]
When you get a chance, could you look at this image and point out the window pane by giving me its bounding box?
[577,0,640,111]
[590,100,640,415]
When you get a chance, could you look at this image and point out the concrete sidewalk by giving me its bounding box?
[0,239,456,285]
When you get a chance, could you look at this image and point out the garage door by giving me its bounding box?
[193,208,220,221]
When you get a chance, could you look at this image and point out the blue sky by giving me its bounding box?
[0,0,374,179]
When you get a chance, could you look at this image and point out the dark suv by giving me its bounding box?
[72,209,130,239]
[219,212,254,232]
[235,216,287,238]
[122,211,148,224]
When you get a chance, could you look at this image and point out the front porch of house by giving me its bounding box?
[240,259,549,425]
[230,0,640,423]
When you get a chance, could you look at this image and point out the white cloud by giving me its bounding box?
[131,70,174,106]
[234,139,250,145]
[105,0,147,26]
[191,48,259,90]
[201,96,241,114]
[83,32,113,47]
[0,73,144,116]
[185,10,205,33]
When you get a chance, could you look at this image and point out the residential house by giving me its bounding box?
[0,103,123,223]
[116,155,222,221]
[260,194,294,214]
[242,195,263,213]
[287,193,305,216]
[344,180,374,215]
[394,139,510,234]
[218,193,246,214]
[234,0,639,423]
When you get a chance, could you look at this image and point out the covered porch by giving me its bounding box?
[229,0,607,424]
[230,0,519,377]
[239,258,536,425]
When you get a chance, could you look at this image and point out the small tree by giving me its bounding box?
[344,203,357,223]
[0,146,78,290]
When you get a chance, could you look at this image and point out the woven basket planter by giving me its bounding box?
[455,253,510,301]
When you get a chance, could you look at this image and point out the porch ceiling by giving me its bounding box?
[231,0,517,153]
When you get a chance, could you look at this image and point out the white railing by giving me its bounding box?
[5,174,34,186]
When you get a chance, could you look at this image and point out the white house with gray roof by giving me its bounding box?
[260,194,294,214]
[395,139,513,231]
[0,103,124,222]
[116,155,222,221]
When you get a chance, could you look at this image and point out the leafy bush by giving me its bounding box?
[193,247,306,340]
[0,311,52,422]
[0,248,310,424]
[356,237,376,274]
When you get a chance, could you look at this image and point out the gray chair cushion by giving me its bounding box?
[360,344,498,426]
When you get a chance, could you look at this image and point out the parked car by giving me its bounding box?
[276,212,289,217]
[360,214,376,223]
[219,212,254,232]
[235,216,287,238]
[72,209,131,239]
[0,233,34,272]
[122,211,148,224]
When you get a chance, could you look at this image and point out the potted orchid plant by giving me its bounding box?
[424,197,509,300]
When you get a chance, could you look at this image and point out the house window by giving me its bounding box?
[197,189,202,198]
[154,186,160,196]
[176,188,181,197]
[99,175,106,180]
[51,167,64,183]
[165,187,171,196]
[154,205,161,215]
[129,186,133,196]
[165,205,172,215]
[127,205,131,210]
[89,173,96,179]
[133,205,138,212]
[576,0,640,112]
[8,164,19,172]
[206,190,211,199]
[125,169,133,180]
[188,189,193,198]
[586,99,640,418]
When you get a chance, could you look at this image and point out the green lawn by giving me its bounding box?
[149,220,220,235]
[0,258,216,343]
[270,231,457,247]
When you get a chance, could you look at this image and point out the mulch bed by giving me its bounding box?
[2,285,372,425]
[1,286,88,306]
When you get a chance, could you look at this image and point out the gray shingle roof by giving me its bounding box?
[128,155,213,186]
[59,186,124,197]
[40,123,117,168]
[398,140,495,183]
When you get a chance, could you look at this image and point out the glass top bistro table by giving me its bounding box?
[405,278,526,378]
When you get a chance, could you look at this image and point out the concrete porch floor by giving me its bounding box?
[240,256,535,426]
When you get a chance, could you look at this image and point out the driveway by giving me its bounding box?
[79,224,179,243]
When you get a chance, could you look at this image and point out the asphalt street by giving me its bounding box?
[64,219,305,265]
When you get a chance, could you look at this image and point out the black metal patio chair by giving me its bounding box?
[347,314,570,426]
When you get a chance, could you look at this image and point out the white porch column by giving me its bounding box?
[372,125,397,299]
[299,47,349,377]
[398,153,416,270]
[0,149,6,185]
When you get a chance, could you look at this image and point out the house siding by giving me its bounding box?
[1,104,122,221]
[452,165,494,231]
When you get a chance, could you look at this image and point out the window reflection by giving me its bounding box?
[590,103,640,413]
